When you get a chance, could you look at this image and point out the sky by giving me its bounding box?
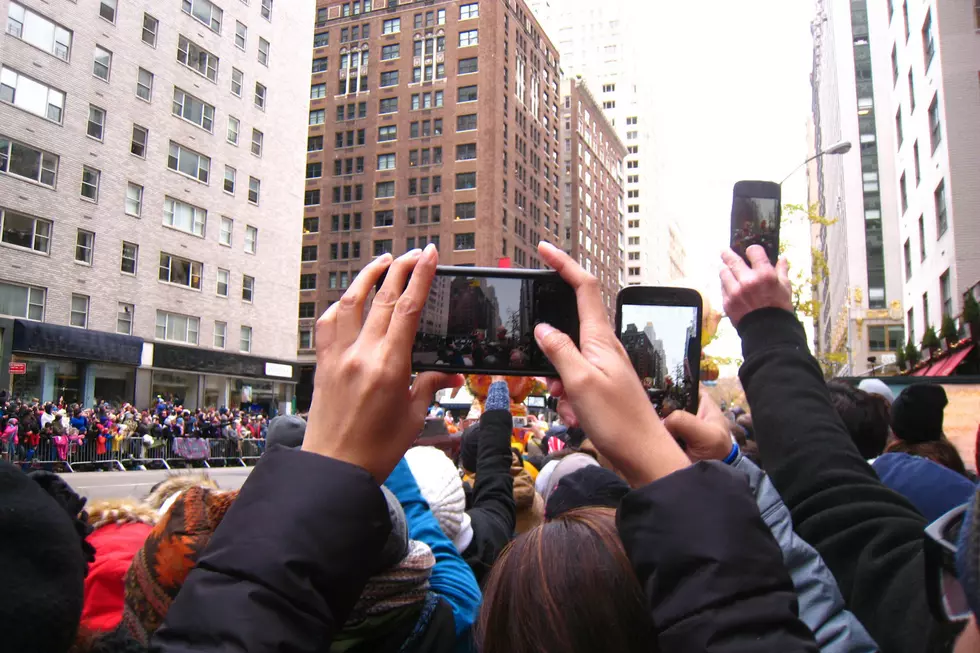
[643,0,816,366]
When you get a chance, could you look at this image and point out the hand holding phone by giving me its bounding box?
[731,181,781,265]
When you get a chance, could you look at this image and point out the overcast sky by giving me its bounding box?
[646,0,815,364]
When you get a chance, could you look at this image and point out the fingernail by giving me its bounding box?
[401,248,422,259]
[422,243,437,258]
[377,252,393,263]
[535,322,556,339]
[539,241,558,252]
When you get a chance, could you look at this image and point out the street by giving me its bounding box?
[62,467,253,501]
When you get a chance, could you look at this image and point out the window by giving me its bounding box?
[379,97,398,114]
[459,30,478,47]
[313,57,328,73]
[308,135,324,152]
[164,197,207,236]
[0,66,66,123]
[454,233,475,250]
[219,216,233,246]
[223,165,236,194]
[116,302,134,335]
[99,0,116,23]
[0,281,44,319]
[375,210,394,227]
[923,293,930,331]
[235,21,247,49]
[899,173,907,214]
[373,239,393,255]
[248,177,261,204]
[382,44,400,60]
[70,294,89,328]
[125,182,143,216]
[382,18,400,34]
[918,215,926,261]
[380,70,399,87]
[254,82,266,109]
[929,95,942,152]
[303,217,319,234]
[459,57,478,75]
[242,275,254,302]
[908,71,915,113]
[457,114,477,131]
[132,69,154,104]
[6,3,72,61]
[249,129,264,158]
[1,208,51,253]
[80,166,100,201]
[172,88,214,132]
[904,239,912,280]
[231,68,243,95]
[159,252,203,289]
[311,83,326,100]
[306,162,321,179]
[935,180,947,236]
[213,321,227,348]
[177,36,218,83]
[142,13,159,46]
[378,125,397,142]
[299,302,316,319]
[0,135,58,187]
[455,172,476,190]
[301,244,318,262]
[130,124,148,158]
[92,45,112,80]
[216,268,230,296]
[941,269,952,317]
[261,0,273,20]
[310,109,325,125]
[314,31,329,48]
[908,307,916,344]
[119,242,138,275]
[458,86,477,103]
[913,141,921,185]
[182,0,223,33]
[299,329,313,349]
[156,310,200,345]
[224,117,240,146]
[257,37,270,66]
[460,2,478,19]
[376,181,395,198]
[300,273,317,290]
[245,225,257,253]
[72,229,94,265]
[168,141,210,183]
[240,326,252,353]
[455,202,476,220]
[305,189,321,206]
[456,143,477,161]
[378,153,396,170]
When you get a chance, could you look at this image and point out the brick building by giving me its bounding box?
[298,0,564,364]
[561,77,625,321]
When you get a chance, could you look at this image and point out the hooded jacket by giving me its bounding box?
[733,454,877,653]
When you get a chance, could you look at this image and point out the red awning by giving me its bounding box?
[928,345,975,377]
[911,363,935,377]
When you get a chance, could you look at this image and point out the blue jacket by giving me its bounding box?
[734,454,878,653]
[386,457,481,652]
[873,452,976,522]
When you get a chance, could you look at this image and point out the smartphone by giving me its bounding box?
[403,266,579,377]
[616,287,703,417]
[731,180,781,265]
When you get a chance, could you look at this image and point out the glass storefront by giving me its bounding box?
[150,371,199,408]
[233,379,290,415]
[90,363,136,406]
[10,358,82,403]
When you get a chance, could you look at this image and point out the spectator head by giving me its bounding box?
[827,381,892,460]
[404,446,470,550]
[858,378,896,405]
[265,415,307,450]
[538,453,599,504]
[545,466,630,520]
[886,438,968,478]
[477,508,652,653]
[892,383,949,444]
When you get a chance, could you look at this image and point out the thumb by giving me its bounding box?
[410,372,464,415]
[535,323,588,383]
[663,410,729,462]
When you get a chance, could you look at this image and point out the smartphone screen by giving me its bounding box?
[731,186,781,265]
[619,303,701,417]
[412,269,578,376]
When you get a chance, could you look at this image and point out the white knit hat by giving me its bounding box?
[404,446,466,543]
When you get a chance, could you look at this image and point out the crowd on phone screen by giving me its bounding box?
[5,241,980,653]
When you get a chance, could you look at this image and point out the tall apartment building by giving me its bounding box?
[809,0,906,376]
[870,0,980,344]
[0,0,311,410]
[299,0,563,364]
[529,0,683,287]
[561,77,625,321]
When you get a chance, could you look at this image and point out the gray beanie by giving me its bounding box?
[266,415,307,449]
[377,486,409,572]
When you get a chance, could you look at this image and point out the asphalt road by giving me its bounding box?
[62,467,253,501]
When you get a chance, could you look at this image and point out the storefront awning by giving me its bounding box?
[13,320,143,366]
[928,346,975,377]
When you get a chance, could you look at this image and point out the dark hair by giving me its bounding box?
[885,438,969,477]
[477,508,653,653]
[827,381,891,459]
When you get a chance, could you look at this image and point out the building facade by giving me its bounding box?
[0,0,311,410]
[299,0,564,363]
[809,0,905,376]
[561,77,625,321]
[871,0,980,345]
[529,0,683,287]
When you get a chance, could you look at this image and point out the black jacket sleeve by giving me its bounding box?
[737,308,961,653]
[463,409,517,586]
[618,461,818,652]
[151,447,390,653]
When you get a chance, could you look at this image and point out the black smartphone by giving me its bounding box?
[616,287,703,417]
[401,266,579,377]
[731,180,781,265]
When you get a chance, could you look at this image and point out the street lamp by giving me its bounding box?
[779,140,852,185]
